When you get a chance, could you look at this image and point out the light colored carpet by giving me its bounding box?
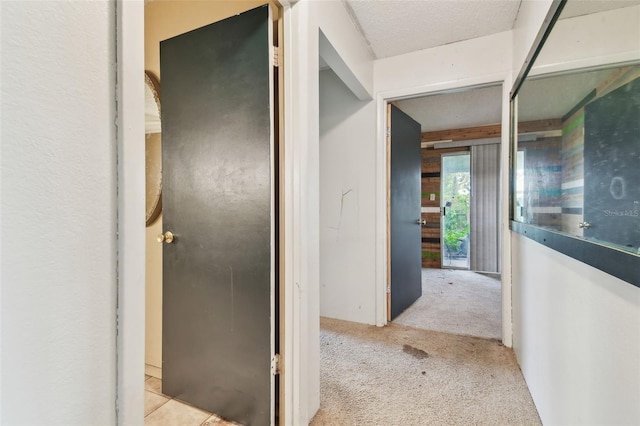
[394,268,502,340]
[311,318,541,426]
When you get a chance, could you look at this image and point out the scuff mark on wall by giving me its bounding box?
[329,188,354,241]
[339,188,353,223]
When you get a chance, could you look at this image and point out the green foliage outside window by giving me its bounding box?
[442,156,470,255]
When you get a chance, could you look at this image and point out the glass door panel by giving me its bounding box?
[441,153,471,269]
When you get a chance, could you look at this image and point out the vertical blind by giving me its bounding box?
[470,143,500,273]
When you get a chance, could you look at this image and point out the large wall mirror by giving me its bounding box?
[511,0,640,286]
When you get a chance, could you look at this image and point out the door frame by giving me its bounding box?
[115,1,296,424]
[375,79,512,343]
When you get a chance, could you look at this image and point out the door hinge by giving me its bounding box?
[271,353,281,375]
[273,46,281,68]
[386,127,391,137]
[386,285,391,294]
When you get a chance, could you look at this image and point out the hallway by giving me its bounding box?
[310,269,536,425]
[312,317,540,425]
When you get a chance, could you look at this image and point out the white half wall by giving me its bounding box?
[512,235,640,424]
[0,1,118,424]
[319,69,376,325]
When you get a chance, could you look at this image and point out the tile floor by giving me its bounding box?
[144,375,242,426]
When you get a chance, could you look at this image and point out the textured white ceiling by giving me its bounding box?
[343,0,640,60]
[395,85,503,132]
[339,0,640,132]
[343,0,522,59]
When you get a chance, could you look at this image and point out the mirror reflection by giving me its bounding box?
[145,71,163,226]
[513,0,640,256]
[515,63,640,254]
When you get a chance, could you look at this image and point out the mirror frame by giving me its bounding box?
[509,0,640,287]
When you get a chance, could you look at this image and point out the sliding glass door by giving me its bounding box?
[441,153,471,269]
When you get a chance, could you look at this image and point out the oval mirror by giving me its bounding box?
[145,71,162,226]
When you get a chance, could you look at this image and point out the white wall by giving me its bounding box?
[0,1,118,424]
[319,69,376,325]
[512,235,640,424]
[375,31,512,96]
[286,1,373,421]
[511,0,554,79]
[510,5,640,425]
[118,1,147,423]
[533,5,640,75]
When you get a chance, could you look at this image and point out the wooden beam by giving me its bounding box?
[421,119,562,142]
[422,124,500,142]
[518,119,562,134]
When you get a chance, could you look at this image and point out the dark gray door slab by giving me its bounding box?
[160,5,274,425]
[390,105,423,320]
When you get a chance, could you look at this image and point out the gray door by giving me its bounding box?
[390,105,423,320]
[160,6,275,425]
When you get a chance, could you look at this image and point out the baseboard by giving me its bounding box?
[145,364,162,379]
[476,271,501,279]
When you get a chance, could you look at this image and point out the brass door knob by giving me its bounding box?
[157,231,174,244]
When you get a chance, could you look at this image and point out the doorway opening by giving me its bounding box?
[316,55,509,422]
[388,83,504,340]
[143,3,285,425]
